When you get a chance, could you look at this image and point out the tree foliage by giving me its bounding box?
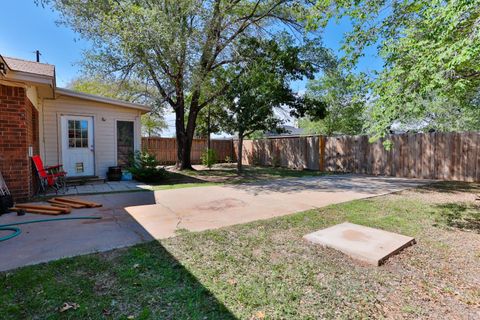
[38,0,320,169]
[67,76,149,102]
[299,69,367,135]
[217,34,328,170]
[141,114,167,137]
[310,0,480,138]
[194,104,225,138]
[68,76,167,137]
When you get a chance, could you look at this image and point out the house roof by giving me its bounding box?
[56,87,152,113]
[265,125,306,137]
[2,56,55,78]
[0,53,150,113]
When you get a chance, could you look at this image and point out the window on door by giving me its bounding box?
[117,121,134,167]
[68,119,89,148]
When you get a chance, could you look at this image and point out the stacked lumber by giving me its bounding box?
[10,204,70,215]
[50,197,102,208]
[48,199,85,208]
[10,197,102,215]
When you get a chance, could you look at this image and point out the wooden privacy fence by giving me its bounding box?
[142,137,234,164]
[236,132,480,182]
[235,136,321,170]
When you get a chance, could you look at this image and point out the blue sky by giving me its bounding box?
[0,0,383,136]
[0,0,90,86]
[0,0,383,88]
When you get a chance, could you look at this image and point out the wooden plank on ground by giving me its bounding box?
[14,204,70,214]
[10,207,67,215]
[54,197,102,208]
[48,199,85,208]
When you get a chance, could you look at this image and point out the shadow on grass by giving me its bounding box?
[0,241,237,319]
[419,181,480,194]
[170,165,327,184]
[433,202,480,233]
[0,189,236,319]
[155,171,211,185]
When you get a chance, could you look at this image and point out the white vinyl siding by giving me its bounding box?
[41,95,142,178]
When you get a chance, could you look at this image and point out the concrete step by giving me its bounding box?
[66,176,106,186]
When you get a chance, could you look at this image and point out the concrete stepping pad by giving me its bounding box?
[304,222,415,266]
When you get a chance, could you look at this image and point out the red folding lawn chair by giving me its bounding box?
[32,155,67,194]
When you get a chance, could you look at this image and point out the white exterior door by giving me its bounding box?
[61,116,94,176]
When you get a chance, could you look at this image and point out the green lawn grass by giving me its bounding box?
[148,165,328,190]
[148,182,220,191]
[1,183,479,319]
[182,164,327,182]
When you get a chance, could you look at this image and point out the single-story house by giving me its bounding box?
[0,54,150,200]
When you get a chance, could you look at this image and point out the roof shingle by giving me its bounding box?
[3,56,55,78]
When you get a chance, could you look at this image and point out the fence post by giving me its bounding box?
[319,136,326,172]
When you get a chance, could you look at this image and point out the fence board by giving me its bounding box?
[435,133,444,179]
[142,137,234,165]
[476,132,480,182]
[140,133,478,182]
[421,133,431,179]
[306,136,320,170]
[465,132,478,182]
[237,132,479,182]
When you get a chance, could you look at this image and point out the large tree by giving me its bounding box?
[218,35,327,171]
[310,0,480,139]
[39,0,318,169]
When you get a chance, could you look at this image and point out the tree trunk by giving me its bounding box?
[175,101,194,170]
[207,106,211,150]
[176,103,201,170]
[237,135,244,172]
[176,133,193,170]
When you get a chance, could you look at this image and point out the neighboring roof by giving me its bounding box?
[2,56,55,78]
[265,125,306,137]
[56,87,151,112]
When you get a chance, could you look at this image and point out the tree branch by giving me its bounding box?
[145,63,176,108]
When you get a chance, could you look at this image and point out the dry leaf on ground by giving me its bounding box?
[58,302,79,313]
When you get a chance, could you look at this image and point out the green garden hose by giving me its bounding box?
[0,216,102,242]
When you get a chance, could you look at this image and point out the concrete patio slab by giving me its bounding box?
[0,174,429,271]
[125,175,429,239]
[303,222,416,266]
[0,192,156,272]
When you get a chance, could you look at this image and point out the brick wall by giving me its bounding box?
[0,84,38,200]
[26,96,39,194]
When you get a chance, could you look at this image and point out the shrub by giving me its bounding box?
[128,151,167,183]
[225,155,232,163]
[271,155,280,167]
[201,148,217,169]
[252,153,262,166]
